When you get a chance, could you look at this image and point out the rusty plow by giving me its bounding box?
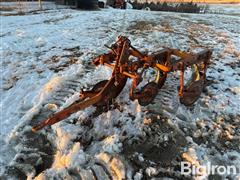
[32,36,212,132]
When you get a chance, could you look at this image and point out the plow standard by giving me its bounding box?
[32,36,212,132]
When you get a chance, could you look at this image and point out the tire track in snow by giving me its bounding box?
[2,63,110,178]
[1,75,86,178]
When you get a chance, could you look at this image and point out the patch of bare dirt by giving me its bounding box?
[1,128,56,179]
[127,21,157,32]
[43,14,72,24]
[2,75,20,91]
[160,21,174,33]
[44,46,83,73]
[123,116,188,179]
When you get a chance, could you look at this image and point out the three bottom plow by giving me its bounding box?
[32,36,212,132]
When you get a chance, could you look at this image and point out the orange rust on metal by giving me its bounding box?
[123,72,138,79]
[32,36,212,132]
[32,95,101,132]
[155,63,171,72]
[179,62,185,97]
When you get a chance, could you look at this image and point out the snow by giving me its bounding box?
[1,2,240,179]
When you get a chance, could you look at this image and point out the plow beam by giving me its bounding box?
[32,94,102,132]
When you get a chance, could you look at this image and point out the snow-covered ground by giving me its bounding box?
[0,2,240,179]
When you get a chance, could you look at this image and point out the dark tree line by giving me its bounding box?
[131,1,209,14]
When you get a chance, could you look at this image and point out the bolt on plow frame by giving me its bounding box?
[32,36,212,132]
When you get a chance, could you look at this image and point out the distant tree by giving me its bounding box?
[131,0,203,14]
